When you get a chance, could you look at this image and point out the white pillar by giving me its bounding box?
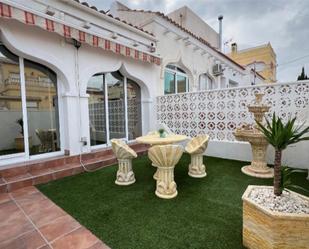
[62,93,83,155]
[142,98,154,134]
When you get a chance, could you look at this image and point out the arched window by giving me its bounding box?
[199,73,215,90]
[0,44,60,158]
[164,64,189,94]
[87,71,142,147]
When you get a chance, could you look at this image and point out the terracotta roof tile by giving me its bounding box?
[71,0,154,36]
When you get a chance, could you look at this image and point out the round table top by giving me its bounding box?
[136,134,188,145]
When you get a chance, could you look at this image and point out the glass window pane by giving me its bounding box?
[0,45,24,155]
[164,71,175,94]
[107,72,126,140]
[199,74,214,90]
[127,79,142,140]
[87,74,106,146]
[177,75,187,93]
[24,59,60,155]
[199,74,207,91]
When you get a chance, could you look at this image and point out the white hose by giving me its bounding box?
[74,41,104,173]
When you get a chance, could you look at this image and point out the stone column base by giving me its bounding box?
[115,159,135,186]
[155,166,177,199]
[188,153,206,178]
[241,165,273,179]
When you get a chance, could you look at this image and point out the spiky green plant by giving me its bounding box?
[256,113,309,196]
[281,166,309,194]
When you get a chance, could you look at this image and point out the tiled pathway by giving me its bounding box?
[0,186,110,249]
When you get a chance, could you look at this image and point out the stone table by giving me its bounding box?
[136,134,188,179]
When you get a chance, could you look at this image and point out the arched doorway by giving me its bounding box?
[87,71,142,147]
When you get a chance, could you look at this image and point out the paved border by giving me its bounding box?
[0,186,110,249]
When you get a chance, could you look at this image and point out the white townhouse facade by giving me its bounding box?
[110,1,265,94]
[0,0,263,167]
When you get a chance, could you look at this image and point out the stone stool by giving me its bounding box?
[111,139,137,186]
[148,145,183,199]
[185,134,209,178]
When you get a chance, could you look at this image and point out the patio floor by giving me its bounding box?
[37,154,308,249]
[0,186,109,249]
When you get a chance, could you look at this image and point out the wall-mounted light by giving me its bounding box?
[163,29,171,35]
[149,42,156,53]
[175,35,183,41]
[46,6,56,16]
[82,21,91,29]
[111,32,118,39]
[132,41,139,47]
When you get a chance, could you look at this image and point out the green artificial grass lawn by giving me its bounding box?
[38,155,309,249]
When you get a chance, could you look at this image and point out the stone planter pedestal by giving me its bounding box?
[115,159,135,186]
[188,153,206,178]
[156,165,177,199]
[242,185,309,249]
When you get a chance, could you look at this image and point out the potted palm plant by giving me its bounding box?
[242,114,309,249]
[158,128,166,138]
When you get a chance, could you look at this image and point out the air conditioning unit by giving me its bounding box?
[212,64,223,76]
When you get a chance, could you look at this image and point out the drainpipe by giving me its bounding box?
[218,15,223,52]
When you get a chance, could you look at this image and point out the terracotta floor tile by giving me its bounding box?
[0,200,19,221]
[7,179,33,192]
[0,167,29,179]
[32,173,54,185]
[28,199,66,228]
[14,192,47,213]
[0,229,46,249]
[53,168,74,180]
[51,227,99,249]
[0,193,11,205]
[0,201,34,242]
[4,173,32,183]
[30,168,53,177]
[0,184,7,194]
[21,198,53,217]
[37,245,52,249]
[11,186,38,198]
[39,215,81,242]
[87,241,111,249]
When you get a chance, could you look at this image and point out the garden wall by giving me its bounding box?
[157,80,309,169]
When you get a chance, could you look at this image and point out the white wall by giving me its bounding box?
[157,81,309,169]
[112,8,255,94]
[167,6,220,49]
[206,140,309,170]
[0,14,160,166]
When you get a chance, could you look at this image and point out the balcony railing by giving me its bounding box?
[4,76,53,88]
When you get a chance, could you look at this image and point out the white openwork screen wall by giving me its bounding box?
[157,81,309,141]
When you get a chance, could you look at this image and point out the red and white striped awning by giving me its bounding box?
[0,3,161,65]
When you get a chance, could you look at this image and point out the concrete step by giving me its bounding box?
[0,143,149,193]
